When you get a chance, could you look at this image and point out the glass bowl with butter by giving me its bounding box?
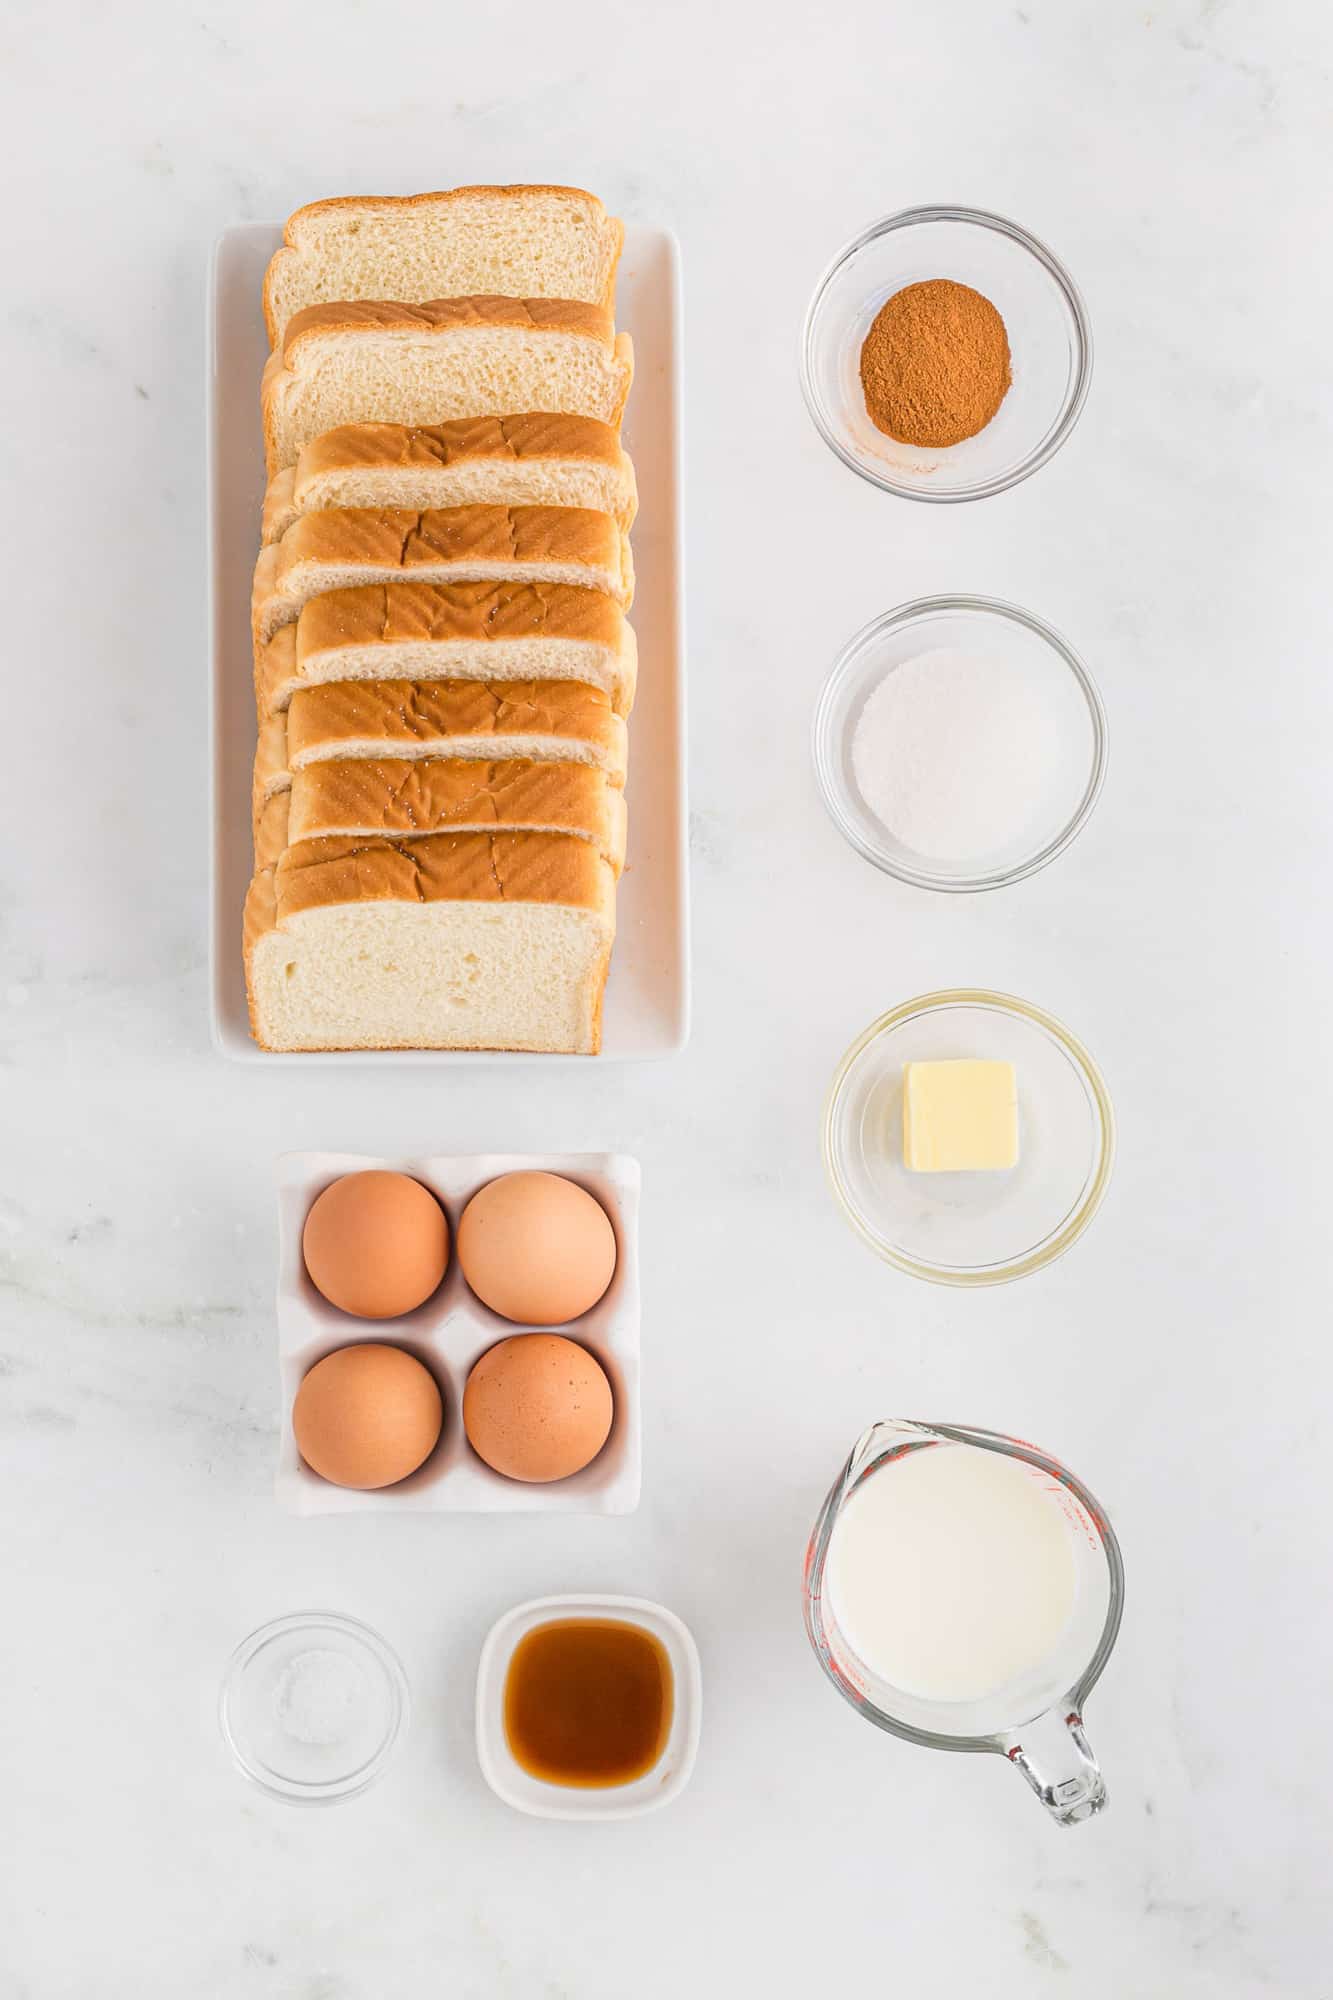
[824,991,1115,1286]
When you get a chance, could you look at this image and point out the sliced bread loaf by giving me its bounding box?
[252,504,633,646]
[255,758,627,873]
[262,298,633,473]
[245,830,615,1053]
[263,417,637,543]
[253,680,629,821]
[263,187,623,345]
[255,582,637,718]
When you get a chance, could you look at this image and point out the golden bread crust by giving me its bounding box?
[281,757,626,867]
[273,828,615,919]
[281,502,623,569]
[300,578,626,655]
[281,294,615,355]
[304,413,625,477]
[290,674,620,753]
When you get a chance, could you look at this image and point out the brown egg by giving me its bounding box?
[293,1343,443,1489]
[463,1334,613,1483]
[457,1172,616,1325]
[303,1170,449,1319]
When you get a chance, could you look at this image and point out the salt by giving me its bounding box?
[850,647,1067,860]
[273,1648,368,1747]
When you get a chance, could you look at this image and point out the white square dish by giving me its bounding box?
[208,221,689,1062]
[475,1594,702,1820]
[274,1152,640,1514]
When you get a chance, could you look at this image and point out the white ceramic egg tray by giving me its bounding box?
[274,1151,641,1517]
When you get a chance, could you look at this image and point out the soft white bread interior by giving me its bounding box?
[254,582,637,718]
[252,679,629,818]
[252,504,633,646]
[263,186,623,345]
[262,298,633,473]
[244,830,616,1053]
[263,416,637,542]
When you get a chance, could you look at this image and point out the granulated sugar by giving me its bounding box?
[274,1648,369,1746]
[851,647,1066,859]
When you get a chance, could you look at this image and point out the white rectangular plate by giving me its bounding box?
[276,1152,641,1515]
[207,222,689,1061]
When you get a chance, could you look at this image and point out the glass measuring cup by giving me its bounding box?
[803,1420,1123,1825]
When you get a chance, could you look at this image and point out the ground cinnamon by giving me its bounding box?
[860,279,1011,448]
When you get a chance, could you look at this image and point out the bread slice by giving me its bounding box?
[263,417,637,543]
[253,680,629,826]
[245,830,615,1053]
[255,757,627,873]
[263,187,623,345]
[252,505,633,646]
[255,582,637,718]
[262,298,633,473]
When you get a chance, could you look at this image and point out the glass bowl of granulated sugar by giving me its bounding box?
[813,596,1107,892]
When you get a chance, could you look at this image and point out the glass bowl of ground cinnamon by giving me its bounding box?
[801,206,1091,501]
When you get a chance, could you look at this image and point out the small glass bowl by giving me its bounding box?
[824,991,1115,1286]
[813,595,1106,893]
[219,1611,409,1805]
[801,206,1091,501]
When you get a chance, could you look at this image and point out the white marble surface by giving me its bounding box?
[1,3,1329,1994]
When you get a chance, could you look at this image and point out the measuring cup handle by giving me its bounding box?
[1004,1709,1107,1826]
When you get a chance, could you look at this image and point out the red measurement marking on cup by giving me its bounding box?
[834,1658,868,1698]
[1018,1459,1104,1553]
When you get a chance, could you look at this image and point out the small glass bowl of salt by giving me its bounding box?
[813,595,1107,892]
[219,1611,409,1804]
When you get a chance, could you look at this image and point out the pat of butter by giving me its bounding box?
[903,1059,1019,1173]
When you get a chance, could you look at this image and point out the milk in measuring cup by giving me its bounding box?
[824,1441,1077,1703]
